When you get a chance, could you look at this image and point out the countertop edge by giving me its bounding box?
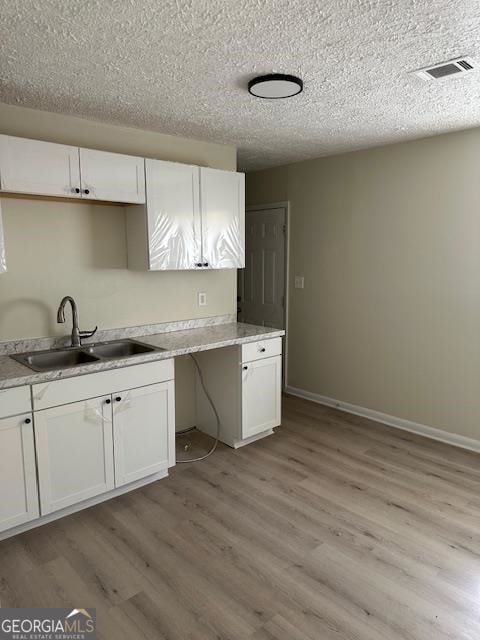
[0,326,285,391]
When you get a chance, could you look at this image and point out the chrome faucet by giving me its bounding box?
[57,296,97,348]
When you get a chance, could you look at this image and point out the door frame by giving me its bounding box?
[244,201,290,389]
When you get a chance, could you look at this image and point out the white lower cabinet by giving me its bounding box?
[241,356,282,439]
[113,381,175,487]
[195,338,282,448]
[34,397,115,515]
[0,413,39,533]
[32,360,175,517]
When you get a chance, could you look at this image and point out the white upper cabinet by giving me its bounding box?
[127,160,244,271]
[0,385,38,533]
[0,135,145,204]
[79,148,145,203]
[143,158,200,270]
[200,167,245,269]
[0,135,81,198]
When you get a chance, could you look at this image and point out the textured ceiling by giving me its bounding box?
[1,0,480,170]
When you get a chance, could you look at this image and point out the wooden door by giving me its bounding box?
[238,207,286,328]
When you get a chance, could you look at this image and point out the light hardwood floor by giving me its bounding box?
[1,394,480,639]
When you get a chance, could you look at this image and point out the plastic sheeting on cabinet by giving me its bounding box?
[126,159,245,271]
[201,213,245,269]
[148,210,199,271]
[199,167,245,269]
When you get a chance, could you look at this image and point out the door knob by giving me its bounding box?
[105,398,111,405]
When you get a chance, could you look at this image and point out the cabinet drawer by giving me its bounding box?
[33,359,174,410]
[241,337,282,363]
[0,386,31,419]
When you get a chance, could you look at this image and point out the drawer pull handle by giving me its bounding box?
[243,365,248,370]
[260,347,266,352]
[105,398,111,405]
[115,396,122,402]
[24,418,31,424]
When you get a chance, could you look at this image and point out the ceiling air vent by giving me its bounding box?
[413,57,476,80]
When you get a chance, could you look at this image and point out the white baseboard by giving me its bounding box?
[285,385,480,454]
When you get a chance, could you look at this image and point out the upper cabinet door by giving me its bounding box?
[79,148,145,203]
[200,168,245,269]
[144,158,201,270]
[241,355,282,440]
[0,135,81,198]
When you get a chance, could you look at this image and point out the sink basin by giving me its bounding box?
[11,339,162,373]
[12,348,100,372]
[84,339,160,359]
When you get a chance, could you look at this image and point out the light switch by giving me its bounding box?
[198,292,207,306]
[294,276,304,289]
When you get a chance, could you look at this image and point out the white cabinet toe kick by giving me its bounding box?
[0,337,282,540]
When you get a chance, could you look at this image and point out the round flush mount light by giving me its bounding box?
[248,73,303,99]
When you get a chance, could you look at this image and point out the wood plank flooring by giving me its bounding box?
[1,394,480,639]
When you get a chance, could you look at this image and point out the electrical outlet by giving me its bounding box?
[294,276,304,289]
[198,291,207,306]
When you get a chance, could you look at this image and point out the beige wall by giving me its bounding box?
[247,129,480,441]
[0,103,237,341]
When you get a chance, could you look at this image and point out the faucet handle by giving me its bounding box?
[79,326,98,343]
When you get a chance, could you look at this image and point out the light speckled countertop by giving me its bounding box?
[0,322,284,390]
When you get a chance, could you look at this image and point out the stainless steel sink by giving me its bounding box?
[10,339,162,372]
[84,339,161,359]
[11,348,100,372]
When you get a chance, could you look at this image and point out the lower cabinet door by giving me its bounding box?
[0,413,39,533]
[34,397,114,515]
[113,381,174,487]
[241,356,282,439]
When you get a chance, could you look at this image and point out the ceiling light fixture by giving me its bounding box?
[248,73,303,99]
